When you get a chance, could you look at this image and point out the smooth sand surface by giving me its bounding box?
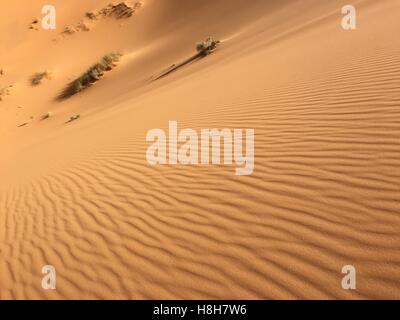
[1,0,399,299]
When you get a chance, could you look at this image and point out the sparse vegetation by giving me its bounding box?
[86,11,97,20]
[29,19,39,30]
[107,2,137,19]
[62,25,78,35]
[0,85,12,101]
[152,37,220,81]
[30,71,51,86]
[58,52,122,100]
[196,37,220,56]
[73,52,122,92]
[68,114,81,123]
[41,112,52,120]
[97,2,142,19]
[63,2,142,38]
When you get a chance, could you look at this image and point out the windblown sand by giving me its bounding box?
[0,0,399,299]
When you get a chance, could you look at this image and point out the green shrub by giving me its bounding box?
[77,52,121,89]
[60,52,122,98]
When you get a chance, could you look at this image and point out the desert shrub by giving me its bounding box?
[69,114,80,122]
[0,85,12,101]
[196,37,220,56]
[86,11,97,20]
[67,52,122,96]
[110,2,135,19]
[31,71,51,86]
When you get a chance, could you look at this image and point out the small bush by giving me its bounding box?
[31,71,51,86]
[69,114,80,122]
[86,11,97,20]
[75,52,122,91]
[196,37,220,56]
[58,52,122,99]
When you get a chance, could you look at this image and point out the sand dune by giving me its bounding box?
[1,0,400,299]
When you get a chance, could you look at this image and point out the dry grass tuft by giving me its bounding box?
[57,52,122,100]
[31,71,51,86]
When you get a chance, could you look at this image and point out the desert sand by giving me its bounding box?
[0,0,399,299]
